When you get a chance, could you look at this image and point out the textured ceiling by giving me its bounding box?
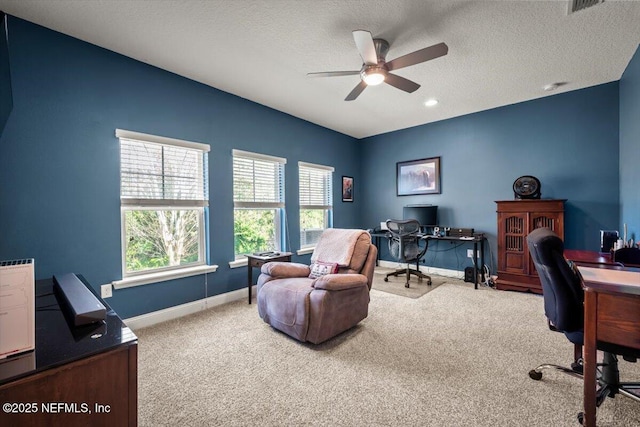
[1,0,640,139]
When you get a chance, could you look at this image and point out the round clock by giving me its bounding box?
[513,175,541,199]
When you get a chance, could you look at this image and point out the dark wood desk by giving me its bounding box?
[0,277,138,427]
[578,267,640,427]
[246,252,292,304]
[565,249,618,267]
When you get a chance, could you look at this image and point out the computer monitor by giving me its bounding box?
[403,205,438,227]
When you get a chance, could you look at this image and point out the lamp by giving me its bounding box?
[361,66,387,86]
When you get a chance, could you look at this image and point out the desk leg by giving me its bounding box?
[375,236,380,266]
[583,290,597,426]
[248,265,253,305]
[422,239,430,272]
[473,242,479,290]
[480,239,486,283]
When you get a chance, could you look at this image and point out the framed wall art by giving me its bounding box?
[396,157,441,196]
[342,176,354,202]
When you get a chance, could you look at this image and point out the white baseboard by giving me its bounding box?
[124,286,254,331]
[377,260,465,280]
[125,264,466,330]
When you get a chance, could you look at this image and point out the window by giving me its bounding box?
[299,162,333,248]
[233,149,286,259]
[117,129,209,277]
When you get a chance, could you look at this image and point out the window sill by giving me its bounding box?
[112,264,219,289]
[229,259,248,269]
[297,247,315,256]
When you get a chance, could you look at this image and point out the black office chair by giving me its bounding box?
[383,219,431,288]
[613,247,640,266]
[526,227,640,424]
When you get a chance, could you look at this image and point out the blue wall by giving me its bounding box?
[620,45,640,241]
[1,16,637,318]
[361,83,621,270]
[0,17,362,318]
[0,12,12,136]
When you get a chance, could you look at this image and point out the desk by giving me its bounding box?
[370,232,388,266]
[0,277,138,426]
[246,252,292,304]
[371,232,486,289]
[578,267,640,427]
[565,249,617,267]
[424,235,486,289]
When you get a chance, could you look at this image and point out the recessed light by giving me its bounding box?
[424,99,439,107]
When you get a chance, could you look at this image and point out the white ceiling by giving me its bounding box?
[1,0,640,139]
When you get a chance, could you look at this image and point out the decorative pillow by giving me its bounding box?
[308,261,339,279]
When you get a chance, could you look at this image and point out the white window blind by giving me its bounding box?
[118,130,209,207]
[299,162,333,209]
[233,149,285,208]
[299,162,333,249]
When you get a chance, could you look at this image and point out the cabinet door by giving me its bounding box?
[530,212,563,236]
[498,212,527,274]
[528,211,564,277]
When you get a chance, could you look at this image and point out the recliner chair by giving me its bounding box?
[257,228,377,344]
[526,227,640,424]
[383,219,431,288]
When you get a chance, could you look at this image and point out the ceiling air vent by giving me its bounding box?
[569,0,605,14]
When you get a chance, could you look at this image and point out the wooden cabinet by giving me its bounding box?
[495,199,566,293]
[0,277,138,427]
[0,345,137,427]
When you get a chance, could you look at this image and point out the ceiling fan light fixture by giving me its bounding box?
[361,67,387,86]
[310,30,448,101]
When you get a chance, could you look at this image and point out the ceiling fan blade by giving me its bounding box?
[307,71,360,78]
[353,30,378,66]
[385,73,420,93]
[345,81,367,101]
[386,42,448,71]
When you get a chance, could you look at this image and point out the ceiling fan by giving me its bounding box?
[308,30,448,101]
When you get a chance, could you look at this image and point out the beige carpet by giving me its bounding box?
[372,267,451,298]
[135,282,640,427]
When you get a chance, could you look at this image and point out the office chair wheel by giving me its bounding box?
[405,282,410,288]
[570,361,583,374]
[528,369,543,381]
[427,280,432,286]
[384,277,389,282]
[577,411,584,425]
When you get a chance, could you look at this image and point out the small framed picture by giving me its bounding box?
[397,157,441,196]
[342,176,354,202]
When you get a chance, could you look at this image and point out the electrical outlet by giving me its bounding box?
[467,249,474,258]
[101,284,113,299]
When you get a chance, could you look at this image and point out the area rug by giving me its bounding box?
[372,267,458,298]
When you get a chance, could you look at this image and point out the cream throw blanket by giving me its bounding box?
[310,229,367,267]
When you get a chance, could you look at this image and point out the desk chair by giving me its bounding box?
[526,227,640,424]
[383,219,431,288]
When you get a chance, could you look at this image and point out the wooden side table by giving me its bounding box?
[246,252,292,304]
